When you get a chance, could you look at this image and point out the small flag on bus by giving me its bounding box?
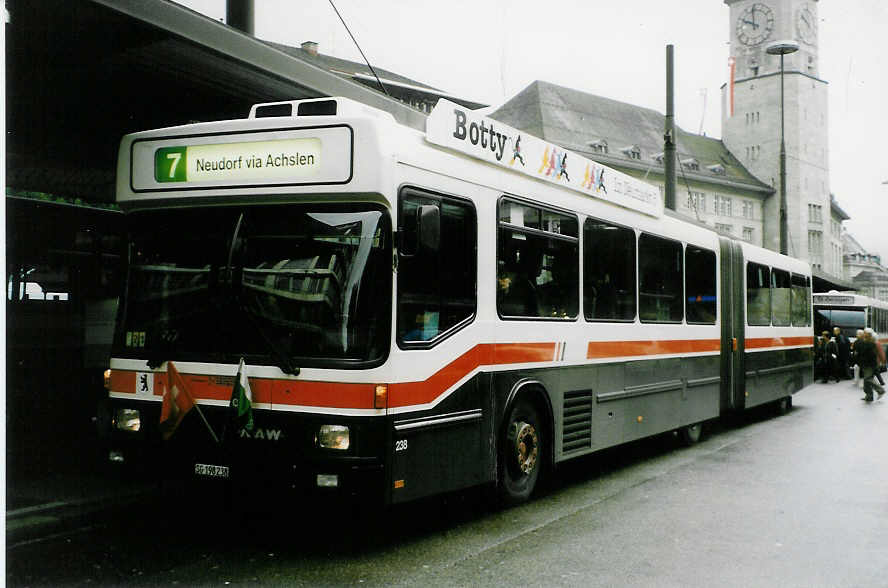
[159,361,195,440]
[228,358,254,435]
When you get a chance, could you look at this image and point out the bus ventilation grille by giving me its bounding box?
[562,389,593,453]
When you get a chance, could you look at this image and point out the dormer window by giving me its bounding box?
[620,145,641,160]
[652,152,664,163]
[707,163,726,175]
[680,157,699,171]
[587,139,608,154]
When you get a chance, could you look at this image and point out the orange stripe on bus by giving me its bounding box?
[745,336,813,349]
[110,336,814,411]
[109,370,137,394]
[387,342,557,408]
[587,339,721,359]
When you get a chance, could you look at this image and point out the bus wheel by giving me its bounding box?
[776,396,792,415]
[678,422,703,446]
[499,396,545,505]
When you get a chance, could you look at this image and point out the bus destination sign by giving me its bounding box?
[129,126,353,192]
[154,138,321,183]
[813,295,855,306]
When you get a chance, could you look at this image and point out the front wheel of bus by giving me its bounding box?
[499,396,545,505]
[678,422,704,446]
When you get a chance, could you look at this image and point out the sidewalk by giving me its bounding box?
[6,451,156,546]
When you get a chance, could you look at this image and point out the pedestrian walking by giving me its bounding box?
[823,336,841,383]
[834,326,851,379]
[851,329,864,388]
[857,329,885,402]
[815,332,828,382]
[866,328,886,386]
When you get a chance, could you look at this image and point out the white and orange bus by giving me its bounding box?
[107,97,813,505]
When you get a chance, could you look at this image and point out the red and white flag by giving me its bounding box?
[158,361,195,440]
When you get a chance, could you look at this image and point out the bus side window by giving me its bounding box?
[686,245,717,324]
[397,189,476,345]
[790,273,809,327]
[638,233,683,323]
[746,262,771,326]
[583,218,636,321]
[771,268,791,326]
[497,199,578,319]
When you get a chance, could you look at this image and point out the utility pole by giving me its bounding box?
[664,45,676,212]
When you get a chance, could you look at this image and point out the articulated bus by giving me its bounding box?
[813,291,888,346]
[107,97,813,506]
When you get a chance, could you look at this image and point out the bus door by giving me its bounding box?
[719,238,746,413]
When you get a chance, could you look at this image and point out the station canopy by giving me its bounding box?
[5,0,427,204]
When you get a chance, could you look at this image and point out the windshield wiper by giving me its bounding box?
[236,297,300,376]
[226,212,299,376]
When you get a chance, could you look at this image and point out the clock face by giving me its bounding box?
[736,2,775,46]
[797,6,816,44]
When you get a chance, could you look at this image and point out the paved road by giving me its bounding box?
[6,380,888,586]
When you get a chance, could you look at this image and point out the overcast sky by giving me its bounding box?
[177,0,887,263]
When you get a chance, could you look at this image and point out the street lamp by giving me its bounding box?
[766,40,799,256]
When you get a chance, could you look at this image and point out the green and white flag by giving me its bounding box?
[229,358,254,434]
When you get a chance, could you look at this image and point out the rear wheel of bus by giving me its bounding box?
[498,395,547,505]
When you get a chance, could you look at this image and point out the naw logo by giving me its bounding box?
[239,427,283,441]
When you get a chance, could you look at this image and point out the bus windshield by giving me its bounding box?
[113,204,391,368]
[814,307,865,338]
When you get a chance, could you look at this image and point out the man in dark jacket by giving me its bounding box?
[857,331,885,401]
[823,336,841,383]
[833,327,851,379]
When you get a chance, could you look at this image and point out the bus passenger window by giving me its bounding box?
[397,189,476,345]
[639,233,683,323]
[686,246,716,324]
[790,273,809,326]
[746,262,771,325]
[498,199,578,319]
[583,218,636,321]
[771,269,792,326]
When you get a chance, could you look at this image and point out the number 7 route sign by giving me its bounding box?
[155,146,187,182]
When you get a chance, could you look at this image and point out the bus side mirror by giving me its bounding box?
[416,205,440,254]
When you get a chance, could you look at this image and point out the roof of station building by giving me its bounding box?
[490,80,772,194]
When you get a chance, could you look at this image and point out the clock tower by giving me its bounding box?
[722,0,834,274]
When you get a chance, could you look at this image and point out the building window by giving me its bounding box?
[714,195,732,217]
[743,226,754,241]
[808,203,822,224]
[620,145,641,160]
[680,158,699,171]
[686,191,705,213]
[808,230,823,265]
[715,223,733,234]
[741,200,754,219]
[588,139,608,154]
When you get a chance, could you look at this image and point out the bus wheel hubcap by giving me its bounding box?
[511,421,539,475]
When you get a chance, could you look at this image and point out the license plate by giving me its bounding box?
[194,463,230,479]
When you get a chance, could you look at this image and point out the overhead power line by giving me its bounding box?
[327,0,390,97]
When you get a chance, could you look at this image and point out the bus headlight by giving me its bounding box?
[114,408,141,432]
[316,424,350,450]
